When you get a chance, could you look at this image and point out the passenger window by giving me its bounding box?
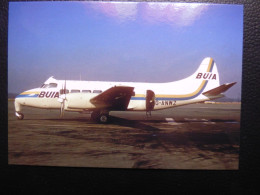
[71,89,80,93]
[93,90,102,93]
[82,90,91,93]
[60,89,69,94]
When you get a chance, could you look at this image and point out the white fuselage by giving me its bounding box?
[14,79,220,113]
[14,57,223,113]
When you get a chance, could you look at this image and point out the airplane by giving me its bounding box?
[14,57,236,123]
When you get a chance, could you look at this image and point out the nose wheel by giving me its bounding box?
[15,112,24,120]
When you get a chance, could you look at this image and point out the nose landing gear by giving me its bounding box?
[15,112,24,120]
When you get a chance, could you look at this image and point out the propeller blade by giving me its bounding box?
[60,101,64,118]
[64,79,67,98]
[58,80,66,118]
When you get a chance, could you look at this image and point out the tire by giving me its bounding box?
[16,113,24,120]
[99,114,109,124]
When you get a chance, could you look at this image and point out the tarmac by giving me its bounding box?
[8,100,240,169]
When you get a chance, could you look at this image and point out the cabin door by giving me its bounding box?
[146,90,155,114]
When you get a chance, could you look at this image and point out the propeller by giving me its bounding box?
[58,79,67,118]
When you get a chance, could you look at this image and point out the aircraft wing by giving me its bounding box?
[202,82,236,96]
[90,86,135,110]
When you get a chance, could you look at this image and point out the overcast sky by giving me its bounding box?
[8,1,243,99]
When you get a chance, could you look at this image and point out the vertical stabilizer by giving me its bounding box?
[191,57,220,93]
[166,57,221,100]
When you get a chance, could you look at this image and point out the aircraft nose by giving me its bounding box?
[16,91,26,98]
[15,89,40,110]
[14,91,27,113]
[16,89,40,98]
[14,89,41,119]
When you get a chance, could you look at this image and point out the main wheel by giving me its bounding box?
[99,114,109,124]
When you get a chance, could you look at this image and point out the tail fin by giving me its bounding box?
[192,57,220,93]
[186,57,236,99]
[159,57,235,102]
[176,57,220,95]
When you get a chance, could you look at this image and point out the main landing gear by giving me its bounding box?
[15,112,24,120]
[91,110,110,124]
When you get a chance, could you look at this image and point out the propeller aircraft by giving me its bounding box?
[14,57,236,123]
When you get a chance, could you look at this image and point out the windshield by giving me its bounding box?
[41,83,57,88]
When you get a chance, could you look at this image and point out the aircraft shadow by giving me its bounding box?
[27,116,162,132]
[108,116,162,133]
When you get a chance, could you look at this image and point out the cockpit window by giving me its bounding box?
[41,83,57,88]
[41,84,48,88]
[48,83,58,88]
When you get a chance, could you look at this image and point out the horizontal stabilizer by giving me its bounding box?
[202,82,236,96]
